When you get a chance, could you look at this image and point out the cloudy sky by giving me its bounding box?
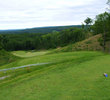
[0,0,107,30]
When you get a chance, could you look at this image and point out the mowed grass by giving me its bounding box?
[12,50,48,58]
[0,51,110,100]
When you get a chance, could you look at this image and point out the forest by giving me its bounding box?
[0,28,86,50]
[0,11,110,51]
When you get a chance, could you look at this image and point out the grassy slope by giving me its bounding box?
[0,50,19,66]
[53,34,103,53]
[0,51,110,100]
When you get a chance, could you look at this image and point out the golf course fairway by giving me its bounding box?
[0,51,110,100]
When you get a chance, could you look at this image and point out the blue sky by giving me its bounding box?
[0,0,107,30]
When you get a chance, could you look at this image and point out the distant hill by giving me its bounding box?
[0,25,81,34]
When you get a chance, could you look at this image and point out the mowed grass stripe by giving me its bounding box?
[0,52,99,87]
[12,50,48,58]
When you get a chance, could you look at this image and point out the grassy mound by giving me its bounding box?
[53,34,103,52]
[0,51,110,99]
[0,50,19,66]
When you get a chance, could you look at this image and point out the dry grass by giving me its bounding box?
[72,34,102,51]
[54,34,104,52]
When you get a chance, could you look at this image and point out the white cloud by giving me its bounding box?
[0,0,107,29]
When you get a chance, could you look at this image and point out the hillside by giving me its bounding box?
[0,25,81,34]
[0,50,19,66]
[0,34,110,100]
[53,34,105,52]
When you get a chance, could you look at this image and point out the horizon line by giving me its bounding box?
[0,24,81,31]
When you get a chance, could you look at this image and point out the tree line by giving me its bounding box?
[81,0,110,51]
[0,28,87,51]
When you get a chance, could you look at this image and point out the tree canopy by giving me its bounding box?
[92,12,110,51]
[1,28,86,51]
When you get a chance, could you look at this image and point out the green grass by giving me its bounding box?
[12,50,48,58]
[0,50,19,66]
[0,51,110,100]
